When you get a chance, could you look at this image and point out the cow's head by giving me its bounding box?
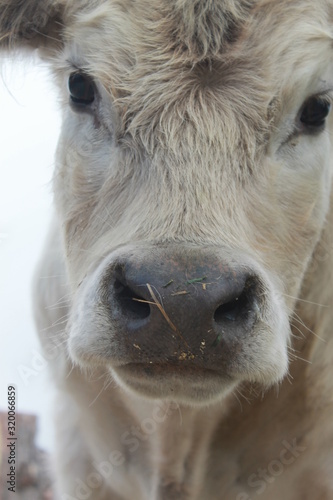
[2,0,333,404]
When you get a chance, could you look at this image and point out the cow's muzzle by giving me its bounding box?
[102,246,262,370]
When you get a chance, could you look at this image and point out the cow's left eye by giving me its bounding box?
[68,72,96,106]
[300,95,331,130]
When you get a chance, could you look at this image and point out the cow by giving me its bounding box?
[1,0,333,498]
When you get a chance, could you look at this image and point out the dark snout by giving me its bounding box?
[102,247,262,371]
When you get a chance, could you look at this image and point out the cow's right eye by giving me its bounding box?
[299,95,331,131]
[68,72,96,106]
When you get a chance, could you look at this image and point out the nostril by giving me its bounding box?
[114,278,151,320]
[214,292,249,323]
[213,278,257,326]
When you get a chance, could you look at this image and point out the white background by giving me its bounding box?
[0,56,61,452]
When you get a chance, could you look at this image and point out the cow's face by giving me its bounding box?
[4,0,333,403]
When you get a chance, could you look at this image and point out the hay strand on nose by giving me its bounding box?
[146,283,178,333]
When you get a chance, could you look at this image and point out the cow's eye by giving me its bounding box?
[68,72,95,106]
[299,95,331,130]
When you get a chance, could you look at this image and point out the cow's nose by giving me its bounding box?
[106,249,261,367]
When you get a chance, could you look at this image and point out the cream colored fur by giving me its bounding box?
[2,0,333,498]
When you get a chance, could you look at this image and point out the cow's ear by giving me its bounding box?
[0,0,65,52]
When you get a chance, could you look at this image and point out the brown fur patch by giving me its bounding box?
[165,0,256,60]
[0,0,64,49]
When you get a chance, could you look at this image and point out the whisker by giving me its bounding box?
[287,347,312,365]
[39,313,70,332]
[290,313,326,342]
[65,362,76,380]
[231,390,243,411]
[282,292,329,308]
[89,377,113,407]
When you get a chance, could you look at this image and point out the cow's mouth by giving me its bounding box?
[111,362,237,403]
[116,362,223,376]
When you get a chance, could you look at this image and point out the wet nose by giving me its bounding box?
[105,248,260,367]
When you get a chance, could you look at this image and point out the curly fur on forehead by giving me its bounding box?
[56,0,333,158]
[156,0,256,59]
[67,0,255,59]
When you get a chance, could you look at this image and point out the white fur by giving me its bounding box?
[2,0,333,498]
